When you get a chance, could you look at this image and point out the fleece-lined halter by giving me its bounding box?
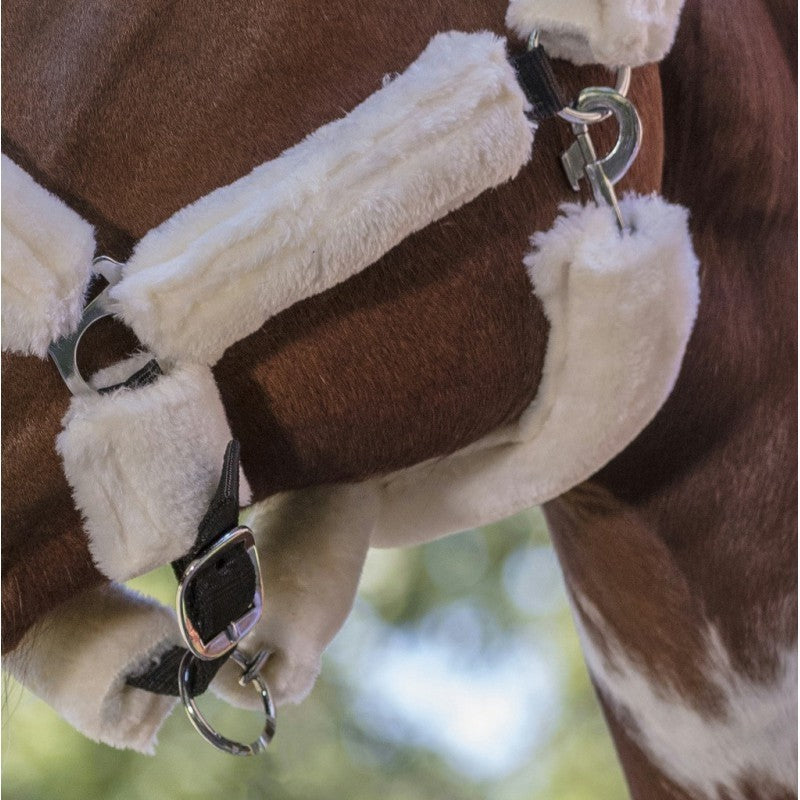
[2,0,696,755]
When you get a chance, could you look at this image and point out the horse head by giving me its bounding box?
[2,0,795,796]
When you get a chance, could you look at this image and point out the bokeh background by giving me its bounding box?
[2,507,626,799]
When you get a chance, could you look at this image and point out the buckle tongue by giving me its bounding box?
[176,525,263,660]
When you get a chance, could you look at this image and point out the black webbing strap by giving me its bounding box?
[94,358,257,697]
[97,358,163,394]
[126,440,258,697]
[126,645,224,696]
[509,45,568,121]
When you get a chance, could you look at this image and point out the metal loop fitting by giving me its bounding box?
[560,87,643,232]
[48,256,159,395]
[179,648,277,757]
[176,525,264,661]
[559,67,631,125]
[527,30,632,125]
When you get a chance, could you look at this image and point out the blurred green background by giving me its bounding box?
[2,508,626,800]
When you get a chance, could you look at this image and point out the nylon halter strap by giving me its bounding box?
[66,330,269,727]
[54,320,274,750]
[125,440,260,698]
[52,44,628,749]
[126,439,276,756]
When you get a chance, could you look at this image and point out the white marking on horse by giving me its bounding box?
[569,592,797,799]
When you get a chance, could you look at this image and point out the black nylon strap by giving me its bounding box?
[111,423,256,699]
[171,440,256,653]
[97,358,163,394]
[172,442,241,577]
[126,645,223,696]
[127,440,257,697]
[97,360,256,697]
[510,45,568,121]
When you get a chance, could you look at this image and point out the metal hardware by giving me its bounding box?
[176,525,264,661]
[238,649,270,687]
[559,67,631,125]
[560,87,642,231]
[48,256,158,395]
[527,30,631,125]
[179,648,277,756]
[94,255,123,285]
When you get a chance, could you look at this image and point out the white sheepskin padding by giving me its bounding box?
[1,155,95,357]
[371,194,699,546]
[210,484,376,711]
[4,200,699,751]
[3,584,181,754]
[506,0,686,67]
[203,194,701,719]
[56,362,251,581]
[110,31,535,365]
[2,485,375,753]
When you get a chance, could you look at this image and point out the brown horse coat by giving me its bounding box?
[0,0,664,650]
[1,0,795,796]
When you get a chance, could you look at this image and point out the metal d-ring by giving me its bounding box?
[48,255,158,395]
[179,648,277,757]
[526,30,632,125]
[47,257,120,395]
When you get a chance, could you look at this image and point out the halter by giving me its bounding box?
[42,40,639,755]
[3,0,696,759]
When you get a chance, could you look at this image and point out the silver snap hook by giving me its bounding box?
[560,87,643,232]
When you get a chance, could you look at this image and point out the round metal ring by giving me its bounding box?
[526,29,632,125]
[558,66,632,125]
[179,649,277,756]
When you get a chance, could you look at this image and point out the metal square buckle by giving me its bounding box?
[176,525,263,661]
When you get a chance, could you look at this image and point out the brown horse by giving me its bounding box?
[2,0,796,797]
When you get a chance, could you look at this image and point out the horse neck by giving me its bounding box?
[2,2,663,648]
[545,1,797,796]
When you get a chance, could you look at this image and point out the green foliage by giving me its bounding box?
[2,508,627,800]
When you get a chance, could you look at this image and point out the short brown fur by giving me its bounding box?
[1,0,663,649]
[2,0,795,796]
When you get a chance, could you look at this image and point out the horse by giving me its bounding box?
[2,0,796,797]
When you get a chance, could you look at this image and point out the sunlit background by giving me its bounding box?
[3,508,626,799]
